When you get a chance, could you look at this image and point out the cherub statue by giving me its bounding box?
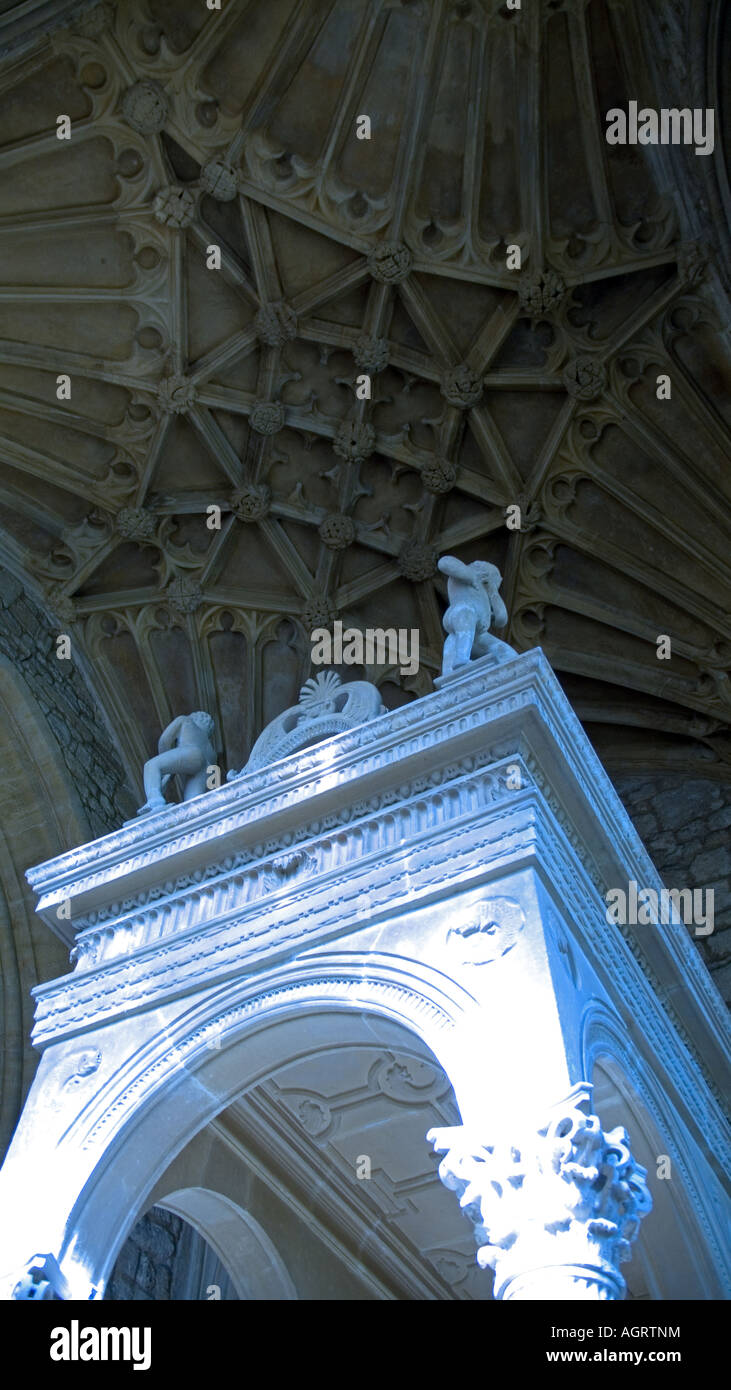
[137,712,216,817]
[438,556,515,676]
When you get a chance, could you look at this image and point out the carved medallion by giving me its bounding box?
[250,400,285,435]
[318,513,355,549]
[446,897,525,964]
[63,1048,102,1088]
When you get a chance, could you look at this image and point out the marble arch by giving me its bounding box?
[8,991,471,1300]
[0,0,728,1302]
[1,648,728,1301]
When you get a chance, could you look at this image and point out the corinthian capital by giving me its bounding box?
[428,1084,652,1300]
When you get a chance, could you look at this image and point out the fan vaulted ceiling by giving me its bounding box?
[0,0,729,795]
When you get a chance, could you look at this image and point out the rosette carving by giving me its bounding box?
[318,514,355,550]
[250,401,285,435]
[115,508,158,542]
[367,241,412,284]
[422,457,457,494]
[441,364,483,409]
[302,593,337,629]
[231,485,271,522]
[398,542,437,582]
[153,186,196,228]
[518,269,566,319]
[562,357,606,401]
[333,420,376,463]
[353,335,389,372]
[200,160,238,201]
[121,80,168,135]
[165,576,203,616]
[255,301,297,346]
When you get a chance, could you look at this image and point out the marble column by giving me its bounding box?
[429,1083,652,1300]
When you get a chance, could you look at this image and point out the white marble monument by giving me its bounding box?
[0,625,728,1299]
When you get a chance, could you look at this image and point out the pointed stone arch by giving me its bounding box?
[0,656,89,1157]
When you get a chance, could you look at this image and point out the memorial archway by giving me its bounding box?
[2,649,728,1302]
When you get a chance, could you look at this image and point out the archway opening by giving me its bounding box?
[93,1006,491,1300]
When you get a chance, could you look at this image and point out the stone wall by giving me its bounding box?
[106,1207,237,1301]
[0,569,134,835]
[105,1208,182,1302]
[616,775,731,1004]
